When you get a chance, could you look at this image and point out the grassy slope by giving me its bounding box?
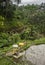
[0,38,45,52]
[33,38,45,45]
[0,38,45,65]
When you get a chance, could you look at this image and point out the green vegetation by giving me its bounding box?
[34,38,45,45]
[0,0,45,65]
[0,56,15,65]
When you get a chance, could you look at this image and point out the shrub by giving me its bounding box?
[9,33,21,43]
[0,39,8,48]
[0,33,9,39]
[20,29,36,40]
[20,28,30,40]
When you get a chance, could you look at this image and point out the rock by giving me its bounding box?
[25,44,45,65]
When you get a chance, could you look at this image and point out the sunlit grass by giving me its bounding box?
[33,38,45,45]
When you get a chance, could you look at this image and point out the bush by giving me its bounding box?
[0,33,21,48]
[20,28,30,40]
[0,39,8,48]
[20,29,36,40]
[9,33,21,43]
[0,33,9,39]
